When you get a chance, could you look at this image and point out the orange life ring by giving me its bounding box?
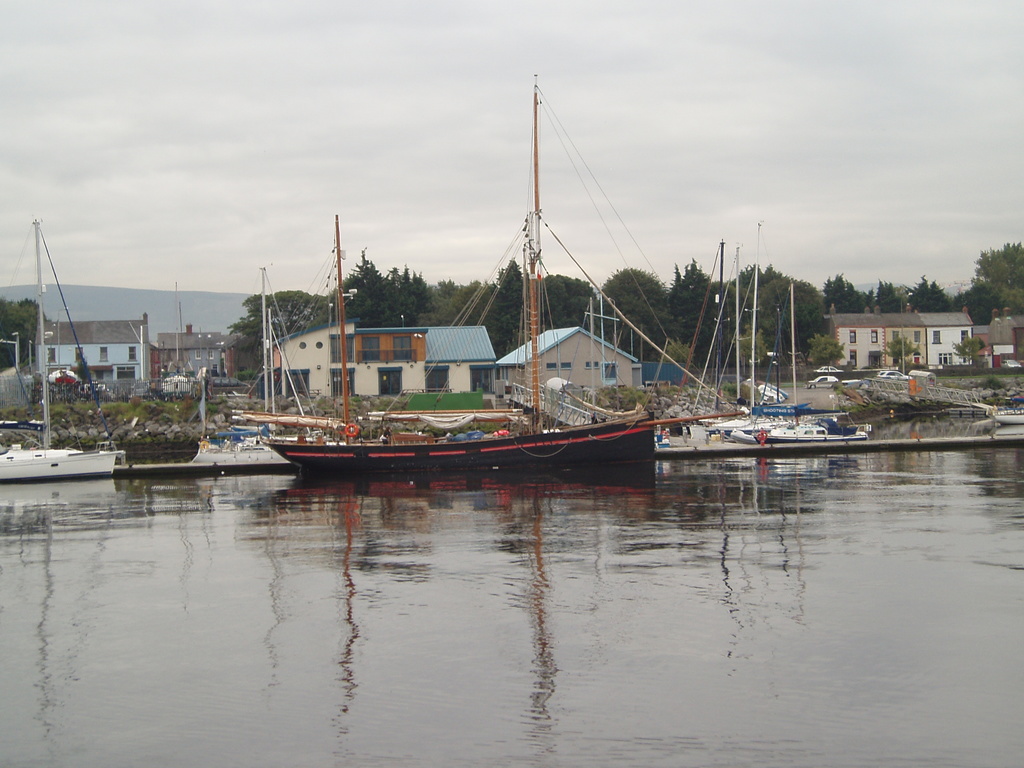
[344,423,360,438]
[756,429,768,446]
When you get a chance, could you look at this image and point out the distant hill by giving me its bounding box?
[0,285,250,336]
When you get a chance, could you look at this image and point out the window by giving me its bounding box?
[961,330,969,341]
[361,336,380,362]
[99,346,109,362]
[561,362,571,369]
[329,335,354,362]
[48,347,56,363]
[194,350,201,361]
[913,331,921,343]
[849,350,858,367]
[470,366,494,394]
[128,346,137,361]
[892,330,900,339]
[115,366,135,380]
[870,330,878,344]
[546,362,558,370]
[425,366,449,392]
[393,335,413,361]
[939,353,953,365]
[849,330,856,344]
[933,331,941,344]
[603,362,618,381]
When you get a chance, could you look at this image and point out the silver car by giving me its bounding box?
[807,375,839,388]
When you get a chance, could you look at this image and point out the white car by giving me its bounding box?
[814,365,842,374]
[807,375,839,388]
[875,370,911,380]
[1003,359,1022,368]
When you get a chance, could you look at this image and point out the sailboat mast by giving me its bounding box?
[527,82,543,430]
[34,220,50,449]
[790,281,797,395]
[735,246,741,391]
[752,222,761,404]
[335,216,352,429]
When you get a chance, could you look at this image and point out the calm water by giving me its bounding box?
[1,451,1022,768]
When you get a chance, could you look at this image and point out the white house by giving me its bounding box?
[826,308,974,368]
[42,317,150,382]
[277,323,497,398]
[915,312,974,366]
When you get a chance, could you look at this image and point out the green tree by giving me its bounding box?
[667,261,714,363]
[868,281,907,313]
[601,268,668,361]
[387,266,432,327]
[808,333,845,367]
[486,260,524,356]
[422,279,486,326]
[885,335,920,369]
[953,335,984,365]
[540,274,593,329]
[753,267,825,366]
[230,290,329,370]
[822,274,868,314]
[974,242,1024,310]
[343,250,388,327]
[953,281,1000,327]
[0,297,39,369]
[907,276,953,312]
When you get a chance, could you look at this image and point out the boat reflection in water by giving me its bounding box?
[5,451,1023,768]
[244,458,821,751]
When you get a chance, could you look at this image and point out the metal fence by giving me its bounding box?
[0,375,254,410]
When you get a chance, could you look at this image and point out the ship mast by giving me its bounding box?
[527,80,543,431]
[34,220,50,449]
[335,215,352,432]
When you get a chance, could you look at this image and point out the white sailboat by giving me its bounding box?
[0,221,125,483]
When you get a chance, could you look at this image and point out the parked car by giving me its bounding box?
[807,375,839,389]
[875,370,911,380]
[1002,359,1022,368]
[814,365,842,374]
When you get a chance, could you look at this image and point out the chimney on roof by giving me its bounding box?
[874,305,880,315]
[186,324,193,335]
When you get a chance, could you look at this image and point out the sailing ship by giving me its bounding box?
[244,86,663,474]
[0,221,124,483]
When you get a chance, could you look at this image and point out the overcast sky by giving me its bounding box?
[3,1,1022,299]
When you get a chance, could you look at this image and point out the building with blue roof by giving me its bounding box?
[496,327,640,390]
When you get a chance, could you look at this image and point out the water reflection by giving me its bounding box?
[2,453,1023,767]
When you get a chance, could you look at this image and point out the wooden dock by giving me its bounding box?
[654,432,1024,459]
